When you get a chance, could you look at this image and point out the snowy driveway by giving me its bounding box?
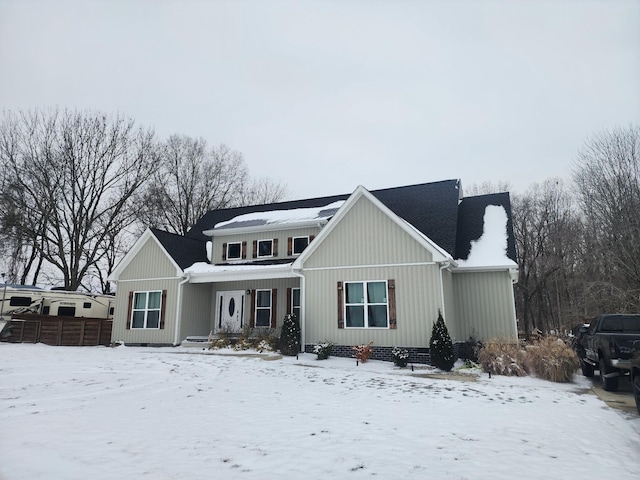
[1,344,639,479]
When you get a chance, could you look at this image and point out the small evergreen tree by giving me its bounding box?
[279,313,301,356]
[429,310,455,371]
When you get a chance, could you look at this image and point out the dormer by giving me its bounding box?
[203,201,344,264]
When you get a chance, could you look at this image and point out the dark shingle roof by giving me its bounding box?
[150,228,208,270]
[187,180,462,256]
[455,192,517,262]
[183,179,516,262]
[187,193,350,242]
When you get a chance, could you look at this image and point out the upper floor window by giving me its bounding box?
[258,239,273,258]
[292,236,309,255]
[227,242,242,260]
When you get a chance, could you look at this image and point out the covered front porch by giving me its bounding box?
[179,260,303,346]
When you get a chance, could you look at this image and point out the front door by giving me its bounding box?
[215,290,245,333]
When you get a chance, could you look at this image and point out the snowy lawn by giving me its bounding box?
[1,343,639,480]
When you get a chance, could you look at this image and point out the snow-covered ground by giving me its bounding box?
[1,343,639,480]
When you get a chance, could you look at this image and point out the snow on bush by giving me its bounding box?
[525,336,579,383]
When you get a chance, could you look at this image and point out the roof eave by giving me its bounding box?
[203,218,329,237]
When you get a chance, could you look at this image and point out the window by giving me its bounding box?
[258,239,273,258]
[131,291,162,329]
[292,236,309,255]
[83,302,91,309]
[227,242,242,260]
[9,296,32,307]
[292,288,301,319]
[344,281,388,328]
[58,306,76,317]
[255,289,271,327]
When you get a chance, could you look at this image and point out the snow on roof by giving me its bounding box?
[456,205,517,268]
[211,201,344,232]
[184,261,295,283]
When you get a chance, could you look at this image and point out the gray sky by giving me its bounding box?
[1,0,639,200]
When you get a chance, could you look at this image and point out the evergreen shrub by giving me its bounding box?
[429,311,455,371]
[279,314,301,356]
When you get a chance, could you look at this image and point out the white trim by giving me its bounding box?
[114,276,181,283]
[257,239,274,258]
[254,288,272,328]
[226,241,243,260]
[204,218,330,237]
[292,236,310,256]
[130,290,162,329]
[343,280,390,329]
[301,261,438,272]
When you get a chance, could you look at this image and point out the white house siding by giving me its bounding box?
[300,194,446,348]
[178,283,214,340]
[212,227,322,263]
[452,270,517,342]
[303,195,434,269]
[118,237,178,281]
[111,278,181,345]
[112,238,181,345]
[304,265,444,348]
[212,278,301,331]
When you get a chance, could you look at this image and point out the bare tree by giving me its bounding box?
[512,179,584,333]
[137,135,287,235]
[0,109,156,291]
[239,177,288,206]
[573,125,640,313]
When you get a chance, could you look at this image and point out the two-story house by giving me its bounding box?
[109,179,519,361]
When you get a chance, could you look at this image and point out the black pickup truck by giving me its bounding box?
[575,314,640,391]
[631,342,640,414]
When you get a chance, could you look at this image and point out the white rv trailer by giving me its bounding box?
[0,285,114,319]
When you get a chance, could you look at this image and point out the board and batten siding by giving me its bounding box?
[111,278,180,345]
[178,283,214,340]
[213,226,321,263]
[303,195,434,269]
[452,270,517,341]
[301,194,447,347]
[304,265,443,347]
[118,236,179,280]
[112,236,182,345]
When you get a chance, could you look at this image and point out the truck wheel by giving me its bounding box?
[599,359,619,392]
[581,360,594,377]
[634,374,640,415]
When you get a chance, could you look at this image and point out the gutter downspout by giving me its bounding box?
[438,260,451,321]
[174,274,191,346]
[292,266,305,353]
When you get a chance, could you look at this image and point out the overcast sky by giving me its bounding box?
[1,0,639,200]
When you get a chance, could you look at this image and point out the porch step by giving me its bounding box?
[181,336,212,348]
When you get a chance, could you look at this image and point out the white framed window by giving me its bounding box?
[227,242,242,260]
[344,281,388,328]
[257,239,273,258]
[292,288,301,320]
[131,290,162,329]
[255,289,271,327]
[292,236,309,255]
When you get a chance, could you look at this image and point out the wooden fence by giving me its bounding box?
[1,314,112,346]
